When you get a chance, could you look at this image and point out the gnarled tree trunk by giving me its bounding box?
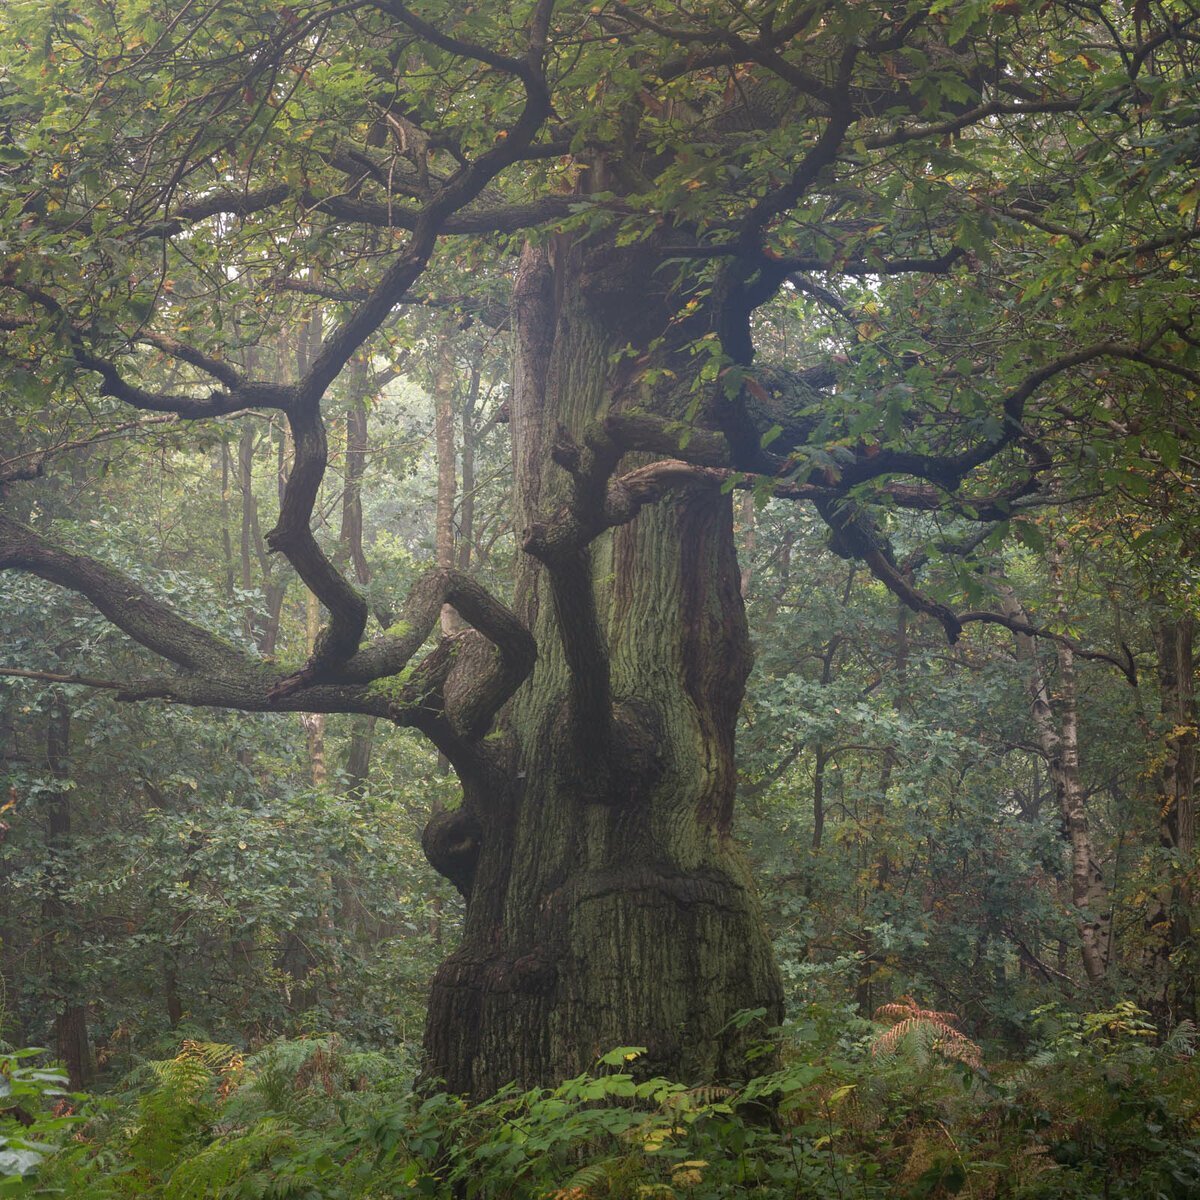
[420,240,783,1097]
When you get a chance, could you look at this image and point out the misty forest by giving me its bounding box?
[1,0,1200,1194]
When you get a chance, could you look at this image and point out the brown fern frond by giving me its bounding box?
[874,996,963,1028]
[871,998,983,1068]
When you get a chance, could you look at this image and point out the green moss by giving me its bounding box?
[367,661,418,701]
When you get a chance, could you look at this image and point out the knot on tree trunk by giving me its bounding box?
[423,807,483,898]
[552,698,666,806]
[612,698,666,801]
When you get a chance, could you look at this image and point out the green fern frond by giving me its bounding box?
[559,1159,613,1194]
[664,1084,736,1111]
[1163,1019,1197,1058]
[162,1117,299,1200]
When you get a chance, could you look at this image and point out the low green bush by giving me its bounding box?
[7,1003,1199,1199]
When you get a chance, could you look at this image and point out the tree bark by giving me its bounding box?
[420,241,782,1097]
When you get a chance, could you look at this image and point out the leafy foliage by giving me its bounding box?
[12,1009,1200,1199]
[0,1049,79,1190]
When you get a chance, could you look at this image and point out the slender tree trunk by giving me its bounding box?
[458,352,483,575]
[811,744,829,852]
[433,327,461,636]
[810,624,844,854]
[339,352,372,587]
[42,699,90,1089]
[427,326,464,944]
[219,444,235,600]
[1155,614,1197,1018]
[420,241,782,1097]
[238,422,285,656]
[303,591,327,787]
[738,492,755,599]
[340,353,377,794]
[999,567,1110,985]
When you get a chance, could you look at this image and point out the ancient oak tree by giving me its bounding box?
[1,0,1197,1093]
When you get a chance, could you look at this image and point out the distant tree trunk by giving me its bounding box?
[428,326,464,944]
[339,352,372,588]
[810,624,844,854]
[238,421,285,656]
[421,241,782,1097]
[457,351,483,574]
[42,699,91,1089]
[163,967,184,1029]
[1155,614,1197,1018]
[303,590,327,787]
[738,492,755,599]
[999,565,1110,985]
[433,328,461,636]
[219,444,236,600]
[855,604,902,1012]
[811,744,829,852]
[340,353,377,794]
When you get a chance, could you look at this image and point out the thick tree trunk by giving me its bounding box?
[420,241,783,1098]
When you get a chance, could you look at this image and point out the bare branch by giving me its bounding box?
[137,332,244,390]
[862,96,1084,151]
[0,415,181,488]
[0,513,534,741]
[959,608,1138,685]
[142,183,292,239]
[0,511,254,675]
[322,568,537,739]
[0,667,134,691]
[779,247,966,276]
[815,496,965,641]
[370,0,536,81]
[834,342,1198,492]
[298,2,554,405]
[266,402,370,672]
[1,281,293,418]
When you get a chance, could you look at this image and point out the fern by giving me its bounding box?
[548,1159,614,1198]
[1162,1019,1197,1058]
[871,996,983,1069]
[667,1084,736,1111]
[162,1117,299,1200]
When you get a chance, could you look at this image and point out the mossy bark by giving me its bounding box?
[421,240,783,1098]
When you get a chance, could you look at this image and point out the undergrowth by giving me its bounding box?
[4,1002,1200,1199]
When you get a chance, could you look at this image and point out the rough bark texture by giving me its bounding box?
[421,241,783,1097]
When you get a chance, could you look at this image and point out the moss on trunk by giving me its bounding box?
[421,239,782,1098]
